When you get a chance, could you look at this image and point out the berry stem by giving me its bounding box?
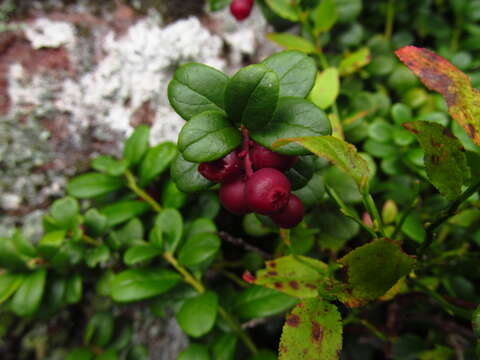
[241,127,254,178]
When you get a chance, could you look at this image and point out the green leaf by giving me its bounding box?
[38,230,66,259]
[338,238,415,305]
[275,136,370,193]
[139,142,177,186]
[50,197,79,229]
[91,156,127,177]
[279,299,342,360]
[101,201,150,227]
[178,232,220,271]
[11,230,36,258]
[251,97,331,156]
[339,48,371,76]
[284,155,315,190]
[155,209,183,253]
[64,273,82,304]
[117,218,144,247]
[308,68,340,110]
[10,268,47,317]
[171,153,213,193]
[111,268,181,302]
[265,0,299,21]
[262,51,317,98]
[266,33,316,54]
[126,345,149,360]
[66,348,94,360]
[168,63,228,120]
[293,172,325,207]
[176,291,219,338]
[233,286,298,320]
[96,349,118,360]
[0,237,31,271]
[250,350,276,360]
[161,180,187,209]
[396,46,480,146]
[84,312,114,347]
[85,245,111,267]
[247,255,339,298]
[314,0,338,33]
[185,218,217,238]
[333,0,362,22]
[0,273,24,304]
[403,121,470,200]
[123,125,150,167]
[49,242,84,269]
[473,305,480,337]
[67,173,124,199]
[212,333,237,360]
[208,0,230,11]
[178,111,242,163]
[84,209,108,237]
[123,244,162,265]
[178,344,210,360]
[225,64,279,130]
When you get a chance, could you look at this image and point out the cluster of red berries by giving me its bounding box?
[198,132,305,229]
[230,0,254,21]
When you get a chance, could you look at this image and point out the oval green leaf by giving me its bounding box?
[67,172,124,199]
[176,291,219,338]
[171,153,213,193]
[111,268,181,302]
[266,33,316,54]
[177,344,210,360]
[101,201,150,227]
[139,142,177,186]
[123,244,162,266]
[168,63,228,120]
[308,68,340,110]
[178,111,242,162]
[123,125,150,167]
[154,209,183,253]
[178,232,220,271]
[10,268,47,317]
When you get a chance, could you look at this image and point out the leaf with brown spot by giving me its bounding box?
[403,121,470,199]
[250,255,344,299]
[279,298,342,360]
[338,238,415,306]
[396,46,480,145]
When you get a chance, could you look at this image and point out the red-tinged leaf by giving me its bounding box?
[395,46,480,145]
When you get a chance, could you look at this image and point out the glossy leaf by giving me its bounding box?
[178,111,242,163]
[251,97,331,156]
[339,48,371,76]
[38,230,66,259]
[84,209,108,237]
[168,63,228,120]
[123,244,162,266]
[85,245,111,267]
[225,64,279,130]
[0,273,24,304]
[262,51,317,98]
[123,125,150,167]
[171,153,213,193]
[91,156,127,177]
[245,255,340,298]
[101,201,150,227]
[67,173,124,199]
[161,180,187,209]
[84,312,114,347]
[265,0,299,21]
[275,136,370,193]
[279,299,342,360]
[212,333,237,360]
[233,285,298,319]
[111,268,181,302]
[10,269,47,317]
[139,142,177,186]
[396,46,480,145]
[338,238,415,305]
[176,291,219,338]
[154,209,183,253]
[403,121,470,199]
[314,0,338,33]
[308,68,340,110]
[266,33,316,53]
[178,232,220,270]
[65,273,82,304]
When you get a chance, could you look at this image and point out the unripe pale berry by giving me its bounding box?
[270,194,304,228]
[198,150,242,183]
[230,0,254,21]
[245,168,291,215]
[219,177,249,215]
[251,142,297,171]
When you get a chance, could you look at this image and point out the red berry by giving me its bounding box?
[230,0,254,21]
[270,194,304,228]
[219,177,249,215]
[245,168,291,215]
[198,150,243,183]
[251,142,297,171]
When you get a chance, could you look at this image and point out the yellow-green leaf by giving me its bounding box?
[339,48,371,76]
[266,33,316,54]
[308,68,340,109]
[265,0,299,21]
[314,0,338,33]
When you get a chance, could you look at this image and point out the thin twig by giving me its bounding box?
[218,231,272,259]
